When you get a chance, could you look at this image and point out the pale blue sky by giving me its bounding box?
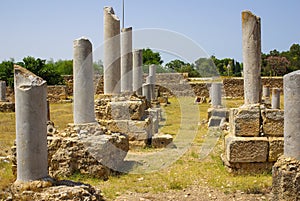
[0,0,299,63]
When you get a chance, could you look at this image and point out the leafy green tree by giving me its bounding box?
[93,60,104,75]
[142,48,163,65]
[0,59,14,87]
[54,59,73,75]
[18,56,64,85]
[194,57,218,77]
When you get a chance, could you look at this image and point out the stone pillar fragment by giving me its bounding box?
[121,27,133,93]
[73,37,96,124]
[262,85,270,99]
[283,71,300,160]
[271,88,280,109]
[104,7,121,95]
[211,82,222,107]
[242,10,262,105]
[133,49,143,95]
[142,83,151,102]
[14,65,48,182]
[0,81,6,101]
[149,65,156,100]
[146,76,155,100]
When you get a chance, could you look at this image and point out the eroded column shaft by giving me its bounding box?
[271,88,280,109]
[14,65,48,181]
[104,7,121,95]
[211,83,222,107]
[242,10,262,105]
[121,27,133,93]
[0,81,6,101]
[73,37,95,124]
[133,49,143,95]
[284,70,300,160]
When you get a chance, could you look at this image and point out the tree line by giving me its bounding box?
[1,44,300,87]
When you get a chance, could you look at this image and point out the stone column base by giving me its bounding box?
[272,156,300,201]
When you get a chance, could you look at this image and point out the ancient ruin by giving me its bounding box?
[272,70,300,200]
[121,27,133,93]
[223,11,284,173]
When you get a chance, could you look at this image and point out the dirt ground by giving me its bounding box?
[114,184,272,201]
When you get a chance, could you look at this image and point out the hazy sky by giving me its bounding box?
[0,0,299,64]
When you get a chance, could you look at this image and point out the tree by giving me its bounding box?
[0,59,14,87]
[54,59,73,75]
[18,56,64,85]
[263,56,289,76]
[142,48,163,65]
[194,57,218,77]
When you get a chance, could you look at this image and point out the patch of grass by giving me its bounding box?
[50,103,73,130]
[0,161,14,191]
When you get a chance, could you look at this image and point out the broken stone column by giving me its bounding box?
[283,71,300,160]
[271,88,280,109]
[133,49,143,95]
[73,37,96,124]
[14,65,48,181]
[262,85,270,99]
[272,70,300,200]
[142,83,151,102]
[104,7,121,95]
[121,27,133,93]
[146,76,155,100]
[242,10,261,105]
[0,81,6,101]
[149,65,156,100]
[211,82,222,107]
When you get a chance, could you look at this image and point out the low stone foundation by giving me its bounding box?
[223,104,284,173]
[10,178,103,201]
[12,123,129,180]
[272,156,300,201]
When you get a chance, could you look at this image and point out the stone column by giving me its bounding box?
[104,7,121,95]
[271,88,280,109]
[73,37,96,124]
[14,65,48,181]
[283,71,300,160]
[0,81,6,101]
[211,82,222,107]
[133,49,143,95]
[262,85,270,99]
[121,27,133,93]
[146,76,155,100]
[142,83,151,102]
[242,10,262,105]
[149,65,156,99]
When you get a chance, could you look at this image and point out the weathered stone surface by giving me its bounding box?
[0,102,15,112]
[229,106,260,137]
[284,70,300,160]
[261,109,284,137]
[121,27,133,93]
[152,134,173,148]
[242,10,262,105]
[208,117,224,127]
[95,95,147,121]
[269,137,284,162]
[12,123,129,179]
[47,85,68,103]
[11,179,104,201]
[207,108,229,121]
[222,154,273,174]
[225,136,268,163]
[272,156,300,201]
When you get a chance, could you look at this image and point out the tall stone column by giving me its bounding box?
[0,81,6,101]
[211,82,222,107]
[242,10,262,105]
[133,49,143,95]
[283,71,300,160]
[121,27,133,93]
[73,37,96,124]
[149,65,156,99]
[271,88,280,109]
[14,65,48,181]
[104,7,121,95]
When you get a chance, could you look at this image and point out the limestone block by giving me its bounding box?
[269,137,284,162]
[261,109,284,137]
[208,108,229,121]
[272,156,300,201]
[98,120,129,133]
[208,117,225,127]
[152,134,173,148]
[229,106,260,137]
[128,119,152,141]
[225,136,268,163]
